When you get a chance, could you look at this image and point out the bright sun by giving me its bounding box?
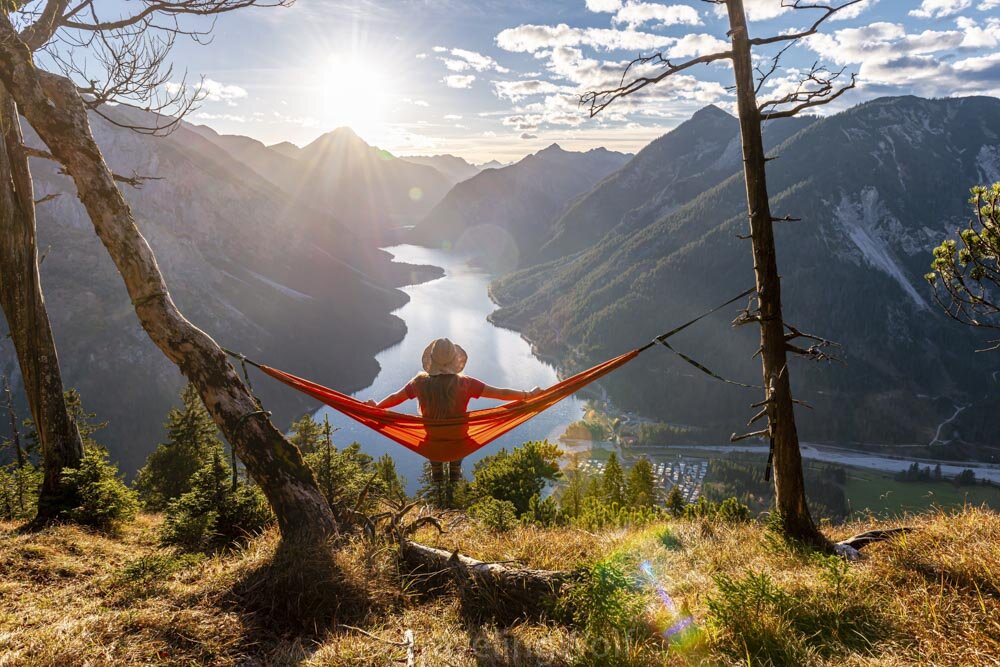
[320,55,389,138]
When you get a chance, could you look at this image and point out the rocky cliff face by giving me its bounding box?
[0,108,437,474]
[491,96,1000,451]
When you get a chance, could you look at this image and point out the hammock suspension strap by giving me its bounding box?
[222,347,271,429]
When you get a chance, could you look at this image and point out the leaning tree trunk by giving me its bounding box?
[0,84,84,521]
[726,0,823,544]
[0,17,337,545]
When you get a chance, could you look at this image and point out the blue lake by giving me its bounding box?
[314,244,585,493]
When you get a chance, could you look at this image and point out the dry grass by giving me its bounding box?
[0,506,997,666]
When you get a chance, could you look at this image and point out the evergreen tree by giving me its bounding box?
[559,463,586,519]
[288,414,326,455]
[135,384,224,510]
[665,486,686,517]
[602,452,625,506]
[161,448,272,550]
[934,463,943,481]
[470,440,562,515]
[374,454,407,502]
[59,447,139,530]
[625,457,656,508]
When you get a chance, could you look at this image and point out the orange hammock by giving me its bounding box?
[227,286,756,462]
[253,349,640,462]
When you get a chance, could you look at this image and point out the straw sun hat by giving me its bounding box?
[422,338,468,376]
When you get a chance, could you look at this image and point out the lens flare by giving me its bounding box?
[638,560,698,644]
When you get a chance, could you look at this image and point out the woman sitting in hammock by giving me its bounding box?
[366,337,542,503]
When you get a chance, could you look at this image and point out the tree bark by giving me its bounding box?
[0,16,337,545]
[0,84,84,521]
[726,0,823,544]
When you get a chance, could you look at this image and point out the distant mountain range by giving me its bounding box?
[411,144,630,271]
[1,107,442,474]
[188,125,465,241]
[491,96,1000,452]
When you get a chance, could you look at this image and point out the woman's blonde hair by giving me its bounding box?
[411,373,460,418]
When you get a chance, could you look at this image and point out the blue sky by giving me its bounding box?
[95,0,1000,162]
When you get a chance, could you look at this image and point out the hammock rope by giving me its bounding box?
[223,287,758,462]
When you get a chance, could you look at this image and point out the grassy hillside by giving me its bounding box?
[1,507,997,665]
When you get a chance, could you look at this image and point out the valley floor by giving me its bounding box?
[0,508,998,666]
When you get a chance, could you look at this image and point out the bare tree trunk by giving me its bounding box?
[0,84,84,521]
[726,0,823,545]
[0,18,337,546]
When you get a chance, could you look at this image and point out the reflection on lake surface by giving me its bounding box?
[314,244,584,493]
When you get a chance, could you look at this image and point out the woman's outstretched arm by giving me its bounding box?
[365,387,411,409]
[480,384,544,401]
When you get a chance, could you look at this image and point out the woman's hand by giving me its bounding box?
[364,399,377,407]
[524,386,543,399]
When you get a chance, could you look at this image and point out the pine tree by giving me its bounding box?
[470,441,562,515]
[559,463,586,519]
[665,485,686,517]
[134,384,223,510]
[374,454,407,502]
[288,414,326,455]
[602,452,625,506]
[625,457,656,508]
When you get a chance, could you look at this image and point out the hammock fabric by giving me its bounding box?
[255,349,640,462]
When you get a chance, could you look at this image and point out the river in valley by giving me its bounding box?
[314,245,584,493]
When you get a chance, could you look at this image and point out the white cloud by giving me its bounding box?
[713,0,788,21]
[585,0,622,12]
[957,16,1000,48]
[667,33,729,58]
[493,79,568,102]
[415,52,428,59]
[805,23,962,66]
[496,23,676,53]
[830,0,880,21]
[436,47,509,74]
[520,132,538,139]
[404,98,430,107]
[443,74,476,88]
[910,0,972,18]
[168,78,247,106]
[444,114,463,120]
[432,46,448,52]
[980,0,1000,8]
[612,2,701,29]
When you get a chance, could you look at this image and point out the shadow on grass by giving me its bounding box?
[224,538,375,641]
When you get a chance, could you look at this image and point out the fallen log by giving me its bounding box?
[400,540,577,621]
[835,527,915,560]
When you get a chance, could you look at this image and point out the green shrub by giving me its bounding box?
[470,440,562,515]
[59,448,138,530]
[161,451,272,550]
[467,496,518,532]
[683,496,751,523]
[0,462,41,520]
[134,384,224,511]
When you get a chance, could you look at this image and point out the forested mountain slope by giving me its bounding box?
[492,96,1000,449]
[412,144,629,271]
[539,105,815,262]
[0,107,435,474]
